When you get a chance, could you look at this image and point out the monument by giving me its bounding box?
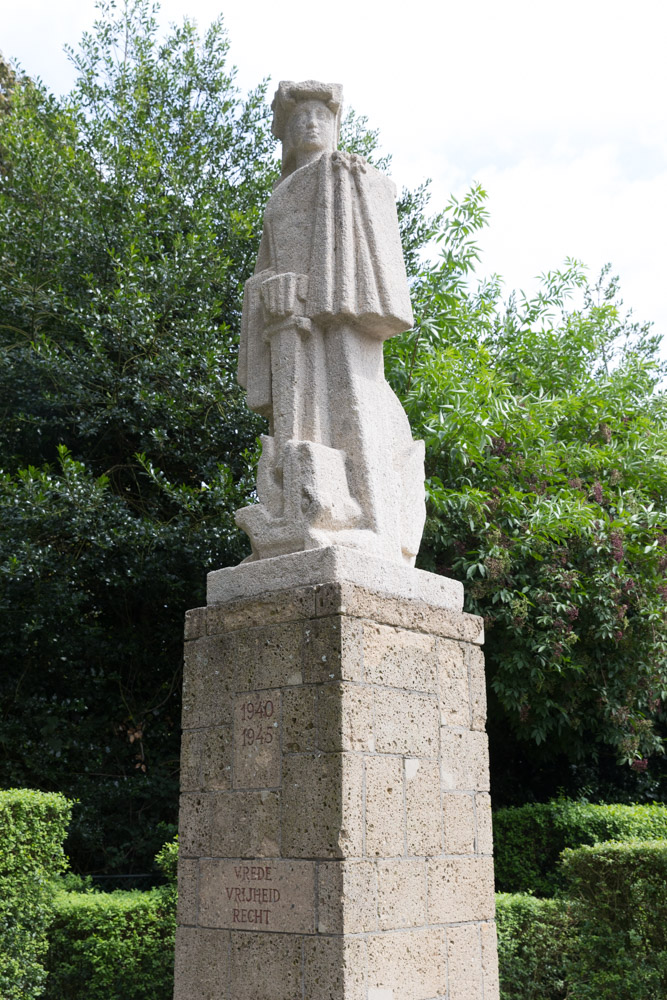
[174,80,500,1000]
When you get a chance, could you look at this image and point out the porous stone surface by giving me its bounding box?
[174,580,499,999]
[173,926,228,1000]
[198,579,482,644]
[234,81,426,567]
[207,545,463,610]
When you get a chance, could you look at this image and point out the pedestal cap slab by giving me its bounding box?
[207,545,463,611]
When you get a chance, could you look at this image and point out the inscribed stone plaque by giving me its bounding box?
[233,690,281,788]
[198,859,315,933]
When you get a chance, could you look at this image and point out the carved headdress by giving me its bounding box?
[271,80,343,179]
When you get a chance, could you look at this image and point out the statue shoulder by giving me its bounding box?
[329,151,397,198]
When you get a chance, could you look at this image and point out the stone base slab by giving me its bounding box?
[207,545,464,611]
[175,578,498,1000]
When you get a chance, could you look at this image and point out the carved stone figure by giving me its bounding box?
[236,80,426,565]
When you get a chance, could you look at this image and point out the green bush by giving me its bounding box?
[154,836,178,884]
[496,893,573,1000]
[44,885,176,1000]
[493,799,667,894]
[560,839,667,1000]
[0,788,72,1000]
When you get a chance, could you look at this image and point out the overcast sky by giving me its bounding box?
[4,0,667,341]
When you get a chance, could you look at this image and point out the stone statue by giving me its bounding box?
[235,80,426,566]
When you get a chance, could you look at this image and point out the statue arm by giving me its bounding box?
[254,225,273,274]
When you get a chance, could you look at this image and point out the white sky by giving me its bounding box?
[4,0,667,341]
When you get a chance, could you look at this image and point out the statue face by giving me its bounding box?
[286,100,336,157]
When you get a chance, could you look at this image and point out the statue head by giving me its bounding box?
[272,81,343,179]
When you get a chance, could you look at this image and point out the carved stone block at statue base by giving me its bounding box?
[174,575,500,1000]
[207,544,464,609]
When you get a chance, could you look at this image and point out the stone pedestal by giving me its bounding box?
[174,565,500,1000]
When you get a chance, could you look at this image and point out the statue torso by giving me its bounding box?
[261,160,321,275]
[256,153,413,337]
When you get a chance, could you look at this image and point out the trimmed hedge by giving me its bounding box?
[43,837,177,1000]
[496,893,573,1000]
[493,799,667,895]
[561,839,667,1000]
[37,831,667,1000]
[43,885,176,1000]
[154,836,178,883]
[0,788,72,1000]
[496,840,667,999]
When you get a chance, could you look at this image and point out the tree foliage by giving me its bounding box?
[0,0,275,873]
[386,185,667,798]
[0,0,439,872]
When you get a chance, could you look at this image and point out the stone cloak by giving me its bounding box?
[238,151,413,415]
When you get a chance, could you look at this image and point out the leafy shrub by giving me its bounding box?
[493,799,667,894]
[0,788,72,1000]
[561,839,667,999]
[496,893,573,1000]
[154,836,178,883]
[43,885,176,1000]
[395,206,667,781]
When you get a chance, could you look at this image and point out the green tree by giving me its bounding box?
[0,0,274,874]
[0,0,439,873]
[387,184,667,801]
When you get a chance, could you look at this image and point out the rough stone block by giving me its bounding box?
[178,727,232,794]
[317,860,378,934]
[317,683,374,752]
[173,926,229,1000]
[303,935,367,1000]
[182,635,233,729]
[361,622,437,691]
[467,645,488,732]
[201,726,232,790]
[313,582,481,642]
[182,726,232,793]
[209,790,280,858]
[367,928,447,1000]
[437,640,470,728]
[365,754,404,857]
[446,924,484,1000]
[442,793,476,854]
[207,587,315,634]
[180,729,203,792]
[229,931,301,1000]
[376,858,427,929]
[374,688,439,757]
[208,546,466,608]
[184,606,207,640]
[233,690,281,789]
[178,792,211,858]
[303,615,364,683]
[199,859,315,934]
[176,857,198,926]
[427,857,496,923]
[475,792,494,855]
[405,759,442,855]
[282,753,363,857]
[233,623,303,690]
[282,686,317,752]
[480,920,501,999]
[440,730,490,792]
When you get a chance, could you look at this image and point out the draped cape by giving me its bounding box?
[239,151,413,414]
